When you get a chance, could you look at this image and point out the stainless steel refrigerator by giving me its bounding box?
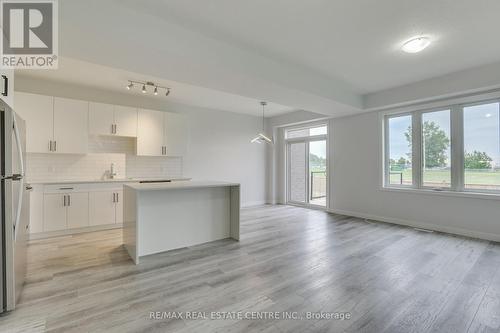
[0,101,29,313]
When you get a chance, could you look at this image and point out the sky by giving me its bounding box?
[389,103,500,166]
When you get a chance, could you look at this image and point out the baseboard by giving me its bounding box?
[328,208,500,243]
[29,223,123,240]
[241,201,267,208]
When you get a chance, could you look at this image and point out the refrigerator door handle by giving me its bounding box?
[12,115,25,240]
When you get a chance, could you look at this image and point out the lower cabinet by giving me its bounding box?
[43,192,89,231]
[31,183,124,236]
[89,190,122,226]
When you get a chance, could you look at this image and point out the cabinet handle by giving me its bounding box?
[112,192,116,203]
[116,192,119,202]
[63,195,66,207]
[49,140,52,151]
[114,124,117,134]
[1,75,8,96]
[54,140,57,151]
[67,195,71,207]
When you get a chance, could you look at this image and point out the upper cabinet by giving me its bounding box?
[89,103,137,137]
[137,109,188,157]
[16,92,186,156]
[114,105,137,137]
[15,92,88,154]
[15,92,53,153]
[54,97,88,154]
[0,69,14,109]
[137,108,164,156]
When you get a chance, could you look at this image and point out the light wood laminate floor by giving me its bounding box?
[1,205,500,332]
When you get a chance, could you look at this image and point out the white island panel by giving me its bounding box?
[123,181,240,264]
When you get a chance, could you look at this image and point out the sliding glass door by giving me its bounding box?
[286,125,328,208]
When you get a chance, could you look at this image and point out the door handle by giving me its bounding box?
[2,75,8,96]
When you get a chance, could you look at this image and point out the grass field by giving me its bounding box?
[390,169,500,189]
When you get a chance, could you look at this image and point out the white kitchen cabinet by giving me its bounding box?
[114,190,123,224]
[43,194,67,232]
[89,102,114,135]
[89,103,137,137]
[137,108,164,156]
[15,93,88,154]
[89,191,115,226]
[66,192,89,229]
[164,112,188,156]
[28,185,44,234]
[137,109,188,156]
[0,69,14,109]
[14,92,54,153]
[43,192,89,231]
[114,106,137,137]
[89,190,122,226]
[53,97,88,154]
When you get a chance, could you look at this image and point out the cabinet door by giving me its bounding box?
[67,192,89,229]
[28,185,44,234]
[14,92,54,153]
[53,97,88,154]
[114,106,137,137]
[89,102,114,135]
[0,69,14,109]
[164,112,188,156]
[43,194,67,232]
[89,191,115,226]
[114,190,123,224]
[137,109,164,156]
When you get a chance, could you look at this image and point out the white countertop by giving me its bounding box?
[27,177,192,185]
[125,180,239,191]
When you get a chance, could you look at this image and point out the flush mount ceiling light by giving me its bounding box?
[126,80,172,97]
[401,36,431,53]
[251,101,273,144]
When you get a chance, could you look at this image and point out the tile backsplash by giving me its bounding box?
[25,136,183,182]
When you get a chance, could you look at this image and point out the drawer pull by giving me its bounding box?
[59,187,74,190]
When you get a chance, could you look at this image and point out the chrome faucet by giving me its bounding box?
[110,163,117,179]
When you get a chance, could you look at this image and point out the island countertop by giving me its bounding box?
[124,180,240,191]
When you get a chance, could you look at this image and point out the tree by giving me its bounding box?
[397,157,407,167]
[405,121,449,168]
[464,150,492,169]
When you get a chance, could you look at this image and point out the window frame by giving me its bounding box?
[383,97,500,196]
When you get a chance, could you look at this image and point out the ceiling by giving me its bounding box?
[16,57,295,117]
[130,0,500,94]
[18,0,500,118]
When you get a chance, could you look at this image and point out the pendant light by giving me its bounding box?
[251,101,273,144]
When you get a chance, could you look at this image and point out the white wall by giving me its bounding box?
[267,101,500,242]
[16,77,267,207]
[331,111,500,241]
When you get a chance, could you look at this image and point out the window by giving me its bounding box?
[286,125,327,139]
[422,110,451,188]
[384,99,500,195]
[464,102,500,191]
[387,115,412,186]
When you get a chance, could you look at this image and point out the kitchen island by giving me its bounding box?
[123,181,240,264]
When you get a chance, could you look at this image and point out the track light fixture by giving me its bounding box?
[126,80,172,97]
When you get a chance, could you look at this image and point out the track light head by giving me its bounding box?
[165,88,170,96]
[141,84,146,93]
[154,86,158,95]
